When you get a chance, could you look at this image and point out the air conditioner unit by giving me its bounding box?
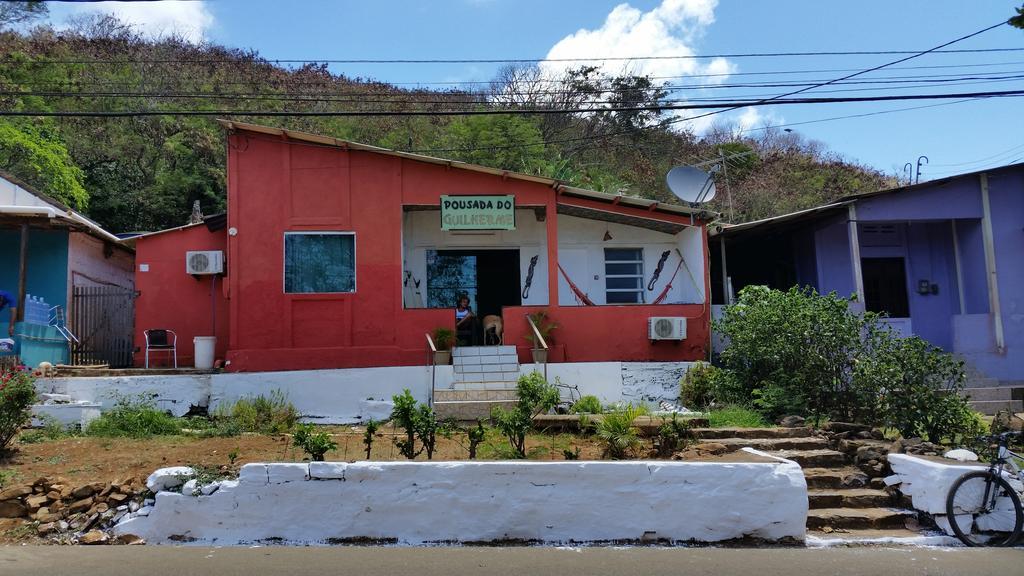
[648,317,686,340]
[186,250,224,275]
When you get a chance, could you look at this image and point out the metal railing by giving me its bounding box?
[524,313,548,381]
[425,332,437,407]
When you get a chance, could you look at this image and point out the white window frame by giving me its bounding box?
[283,231,357,294]
[604,247,645,304]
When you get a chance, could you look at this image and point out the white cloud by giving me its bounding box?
[539,0,764,133]
[63,1,214,43]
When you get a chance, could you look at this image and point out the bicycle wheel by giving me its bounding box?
[945,470,1023,546]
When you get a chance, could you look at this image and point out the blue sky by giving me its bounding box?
[45,0,1024,178]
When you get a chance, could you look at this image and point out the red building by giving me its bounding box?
[134,121,712,372]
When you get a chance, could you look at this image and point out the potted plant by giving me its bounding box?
[524,310,557,364]
[431,327,454,365]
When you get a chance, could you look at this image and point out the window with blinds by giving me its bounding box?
[604,248,645,304]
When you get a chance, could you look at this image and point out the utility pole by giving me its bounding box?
[718,148,734,223]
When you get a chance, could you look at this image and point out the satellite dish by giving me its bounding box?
[666,166,716,204]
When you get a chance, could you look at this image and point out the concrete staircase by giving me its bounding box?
[692,427,916,534]
[962,363,1024,415]
[433,346,520,420]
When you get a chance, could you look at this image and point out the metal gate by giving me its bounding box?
[71,286,136,367]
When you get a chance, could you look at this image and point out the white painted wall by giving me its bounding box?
[556,215,705,306]
[38,361,693,423]
[115,454,807,545]
[67,232,134,290]
[402,209,550,307]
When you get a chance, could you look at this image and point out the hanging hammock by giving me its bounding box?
[557,263,595,306]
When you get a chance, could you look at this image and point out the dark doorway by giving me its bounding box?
[862,257,910,318]
[426,249,521,317]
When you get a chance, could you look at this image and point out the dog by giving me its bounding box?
[482,315,504,346]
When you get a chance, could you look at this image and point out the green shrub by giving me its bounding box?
[18,415,73,444]
[214,390,298,434]
[864,335,973,443]
[466,420,486,459]
[490,372,560,458]
[85,395,181,438]
[654,413,692,456]
[680,361,740,408]
[716,285,882,423]
[362,419,380,459]
[596,403,645,459]
[569,395,603,414]
[0,365,36,449]
[391,388,421,459]
[432,327,455,351]
[707,405,771,428]
[292,424,337,461]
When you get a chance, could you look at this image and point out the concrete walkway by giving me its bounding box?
[2,546,1019,576]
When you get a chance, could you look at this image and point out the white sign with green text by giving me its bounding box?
[440,195,516,230]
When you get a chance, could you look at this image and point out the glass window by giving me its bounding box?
[426,251,477,311]
[604,248,644,304]
[284,233,355,293]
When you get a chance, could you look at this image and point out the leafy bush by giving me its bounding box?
[389,389,448,460]
[524,310,557,347]
[679,360,745,405]
[362,419,380,459]
[18,415,73,444]
[0,365,36,449]
[569,395,603,414]
[863,335,973,443]
[85,395,181,438]
[654,413,692,456]
[716,286,876,423]
[292,424,337,461]
[213,390,298,434]
[466,420,486,459]
[490,372,560,458]
[596,403,645,459]
[707,405,771,428]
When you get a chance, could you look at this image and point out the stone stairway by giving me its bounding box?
[691,427,916,534]
[433,345,520,420]
[962,362,1024,415]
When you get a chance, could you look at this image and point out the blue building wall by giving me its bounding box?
[0,228,70,365]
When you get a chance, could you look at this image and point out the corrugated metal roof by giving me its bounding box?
[713,161,1024,238]
[0,169,126,245]
[217,119,715,221]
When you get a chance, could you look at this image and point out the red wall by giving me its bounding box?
[207,129,710,372]
[134,225,229,367]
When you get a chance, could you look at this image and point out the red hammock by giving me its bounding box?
[557,264,595,306]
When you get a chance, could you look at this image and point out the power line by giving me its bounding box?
[3,89,1022,117]
[928,142,1024,167]
[6,47,1024,66]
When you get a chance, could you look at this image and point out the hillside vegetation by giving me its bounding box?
[0,17,894,233]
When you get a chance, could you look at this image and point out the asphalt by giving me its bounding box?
[1,546,1021,576]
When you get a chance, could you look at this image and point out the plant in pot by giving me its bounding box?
[524,310,557,364]
[431,327,455,365]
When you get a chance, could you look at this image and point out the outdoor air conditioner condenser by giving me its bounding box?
[648,317,686,341]
[185,250,224,275]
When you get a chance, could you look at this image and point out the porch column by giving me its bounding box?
[847,205,864,305]
[546,202,559,307]
[16,224,28,322]
[979,173,1005,353]
[719,236,730,305]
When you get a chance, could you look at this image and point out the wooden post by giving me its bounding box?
[979,173,1004,353]
[16,224,28,322]
[847,205,864,305]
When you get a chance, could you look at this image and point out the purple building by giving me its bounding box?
[712,163,1023,414]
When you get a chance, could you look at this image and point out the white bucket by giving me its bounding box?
[193,336,217,369]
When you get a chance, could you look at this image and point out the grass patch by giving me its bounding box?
[707,405,771,428]
[84,395,182,438]
[209,390,298,435]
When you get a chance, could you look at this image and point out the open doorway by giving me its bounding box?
[426,248,522,318]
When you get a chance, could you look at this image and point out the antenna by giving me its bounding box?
[666,166,717,205]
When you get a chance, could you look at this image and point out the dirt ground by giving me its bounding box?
[0,424,766,491]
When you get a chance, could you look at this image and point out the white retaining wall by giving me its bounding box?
[38,362,694,424]
[115,453,807,545]
[888,453,1021,534]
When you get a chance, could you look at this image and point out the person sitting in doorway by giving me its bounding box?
[455,294,477,346]
[0,289,15,337]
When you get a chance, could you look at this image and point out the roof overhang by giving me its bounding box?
[218,119,717,225]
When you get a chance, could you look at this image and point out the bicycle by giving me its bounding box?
[945,431,1024,546]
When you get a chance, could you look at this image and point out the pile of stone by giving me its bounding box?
[0,476,148,544]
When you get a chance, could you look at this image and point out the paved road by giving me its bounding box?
[1,546,1020,576]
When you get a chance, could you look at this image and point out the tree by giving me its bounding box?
[1010,4,1024,28]
[0,119,88,210]
[0,1,46,29]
